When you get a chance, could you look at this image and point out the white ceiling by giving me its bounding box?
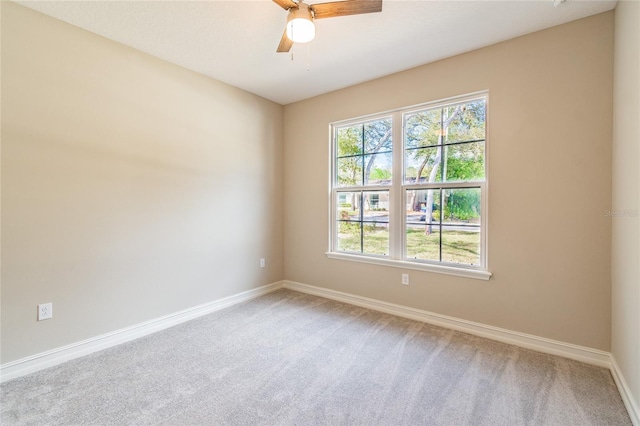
[16,0,617,105]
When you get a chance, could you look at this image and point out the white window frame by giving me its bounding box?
[327,92,491,281]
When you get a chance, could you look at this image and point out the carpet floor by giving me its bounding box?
[1,289,631,425]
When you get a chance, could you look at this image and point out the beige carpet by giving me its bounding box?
[1,289,631,425]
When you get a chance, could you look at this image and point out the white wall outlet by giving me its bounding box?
[38,303,53,321]
[402,273,409,285]
[260,258,265,268]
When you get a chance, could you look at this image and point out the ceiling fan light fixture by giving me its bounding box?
[274,0,382,53]
[286,5,315,43]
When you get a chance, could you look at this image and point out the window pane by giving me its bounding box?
[443,142,485,182]
[336,221,361,253]
[441,225,481,265]
[405,109,442,149]
[363,223,389,255]
[405,147,443,184]
[364,152,392,185]
[406,224,440,261]
[337,125,363,157]
[337,156,363,187]
[363,191,389,223]
[406,189,441,223]
[337,192,360,221]
[445,100,486,144]
[441,188,481,225]
[405,189,441,261]
[362,191,389,255]
[364,118,393,154]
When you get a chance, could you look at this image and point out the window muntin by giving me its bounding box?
[405,188,482,266]
[404,99,486,185]
[335,118,393,187]
[331,94,487,273]
[336,190,390,256]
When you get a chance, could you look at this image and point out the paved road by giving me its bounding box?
[342,212,480,232]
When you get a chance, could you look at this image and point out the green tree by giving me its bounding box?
[370,167,391,181]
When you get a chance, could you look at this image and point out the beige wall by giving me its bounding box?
[284,12,614,350]
[1,2,284,363]
[612,0,640,413]
[0,1,622,367]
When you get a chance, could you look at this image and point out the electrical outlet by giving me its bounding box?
[402,273,409,285]
[38,303,53,321]
[260,258,265,268]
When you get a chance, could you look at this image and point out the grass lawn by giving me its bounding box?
[337,224,480,265]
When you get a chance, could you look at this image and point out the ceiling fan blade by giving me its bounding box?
[277,27,294,52]
[272,0,298,10]
[311,0,382,19]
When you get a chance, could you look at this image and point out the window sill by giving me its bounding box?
[325,252,492,281]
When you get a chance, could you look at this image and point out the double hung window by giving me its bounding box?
[329,93,489,279]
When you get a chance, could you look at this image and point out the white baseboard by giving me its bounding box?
[3,278,636,424]
[0,281,284,383]
[611,355,640,426]
[283,280,611,368]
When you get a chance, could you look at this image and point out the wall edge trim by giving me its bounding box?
[611,355,640,425]
[282,280,611,367]
[0,281,285,383]
[4,279,635,425]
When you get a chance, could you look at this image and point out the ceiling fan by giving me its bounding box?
[273,0,383,53]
